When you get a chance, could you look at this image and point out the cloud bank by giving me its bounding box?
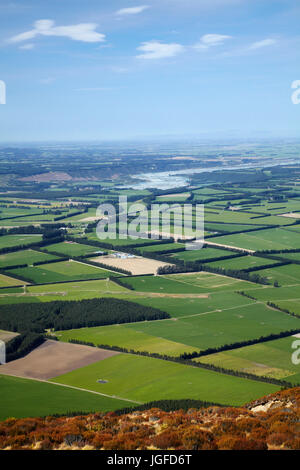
[8,19,105,44]
[136,40,185,59]
[116,5,150,16]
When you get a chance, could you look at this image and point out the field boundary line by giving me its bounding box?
[71,258,126,276]
[0,372,142,405]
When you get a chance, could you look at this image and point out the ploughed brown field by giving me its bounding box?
[90,254,173,275]
[0,340,119,380]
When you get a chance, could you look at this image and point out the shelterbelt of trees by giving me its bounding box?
[1,298,169,362]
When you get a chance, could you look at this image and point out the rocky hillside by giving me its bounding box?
[0,387,299,450]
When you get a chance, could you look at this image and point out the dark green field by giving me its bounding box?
[9,260,117,283]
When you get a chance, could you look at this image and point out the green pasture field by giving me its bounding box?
[244,284,300,302]
[136,242,185,253]
[281,225,300,234]
[274,299,300,317]
[52,354,279,406]
[0,214,58,223]
[275,251,300,261]
[0,235,43,250]
[0,287,23,294]
[57,324,201,356]
[193,188,231,196]
[244,200,300,215]
[203,210,293,226]
[9,260,117,284]
[208,227,300,251]
[59,208,98,223]
[204,223,264,233]
[0,279,129,304]
[169,247,237,262]
[115,189,151,197]
[0,375,132,420]
[0,208,43,219]
[0,288,253,317]
[124,301,300,350]
[0,249,59,268]
[198,336,300,384]
[0,273,26,287]
[42,241,104,257]
[206,255,279,271]
[155,194,190,202]
[103,291,254,318]
[0,296,42,305]
[253,264,300,286]
[122,272,254,294]
[86,231,161,247]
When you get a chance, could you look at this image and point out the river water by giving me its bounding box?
[126,158,299,190]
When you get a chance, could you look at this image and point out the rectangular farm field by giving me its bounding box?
[9,260,117,284]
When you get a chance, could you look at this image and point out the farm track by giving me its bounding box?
[0,373,142,405]
[203,240,255,254]
[0,290,209,299]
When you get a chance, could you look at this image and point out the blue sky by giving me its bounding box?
[0,0,299,142]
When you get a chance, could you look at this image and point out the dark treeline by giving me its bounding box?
[0,212,44,222]
[5,332,45,362]
[0,225,44,235]
[33,257,68,266]
[48,398,225,419]
[3,263,27,270]
[179,328,300,360]
[237,291,258,301]
[114,399,226,416]
[111,276,135,290]
[0,298,170,333]
[257,247,300,255]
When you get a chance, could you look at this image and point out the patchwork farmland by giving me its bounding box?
[0,160,300,427]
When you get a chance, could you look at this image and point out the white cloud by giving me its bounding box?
[249,38,277,50]
[19,43,35,50]
[8,19,105,44]
[116,5,150,16]
[194,34,232,49]
[136,40,184,59]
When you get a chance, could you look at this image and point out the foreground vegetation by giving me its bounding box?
[0,387,298,450]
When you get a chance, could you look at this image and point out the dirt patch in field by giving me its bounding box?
[279,213,300,219]
[80,216,105,222]
[158,192,191,198]
[0,330,19,343]
[146,230,194,241]
[90,255,173,275]
[205,240,254,254]
[0,340,119,380]
[20,172,73,182]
